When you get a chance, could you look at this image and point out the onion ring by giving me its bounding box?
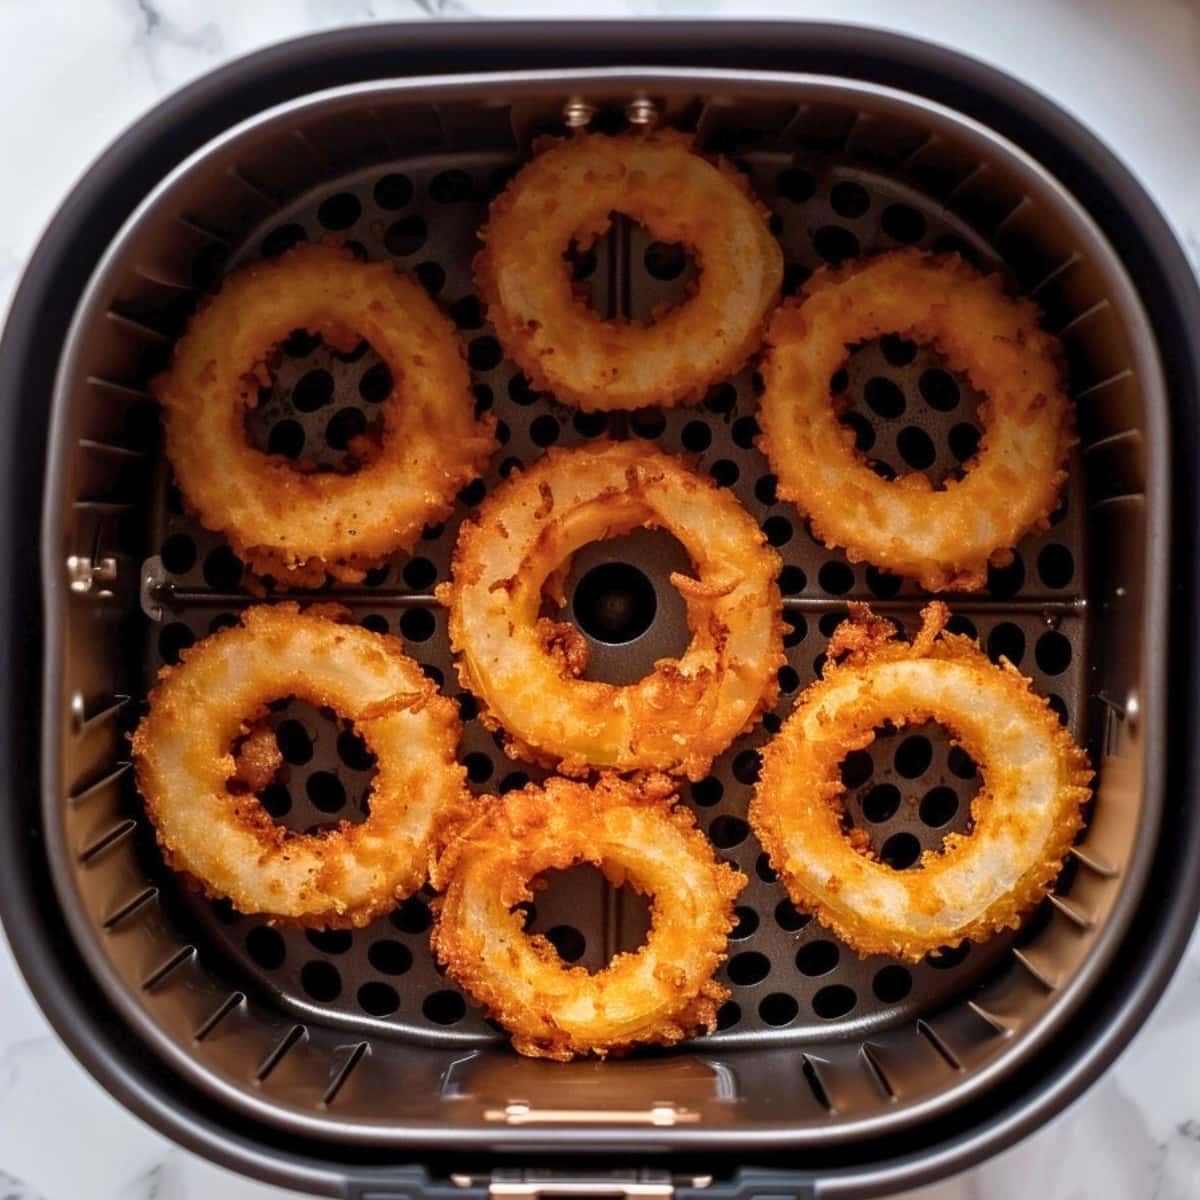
[441,440,784,780]
[749,602,1092,961]
[431,772,746,1060]
[153,242,497,586]
[757,250,1074,591]
[131,604,470,927]
[475,131,783,411]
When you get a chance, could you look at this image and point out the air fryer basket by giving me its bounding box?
[4,22,1199,1200]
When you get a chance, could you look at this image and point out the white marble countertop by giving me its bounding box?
[2,1,1199,1197]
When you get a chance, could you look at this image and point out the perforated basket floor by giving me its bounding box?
[137,135,1088,1049]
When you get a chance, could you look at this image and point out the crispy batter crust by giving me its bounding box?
[749,603,1093,961]
[757,250,1074,591]
[475,130,783,411]
[153,242,496,586]
[441,440,785,779]
[131,604,471,927]
[431,773,746,1060]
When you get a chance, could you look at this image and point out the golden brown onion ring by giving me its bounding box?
[154,242,496,586]
[431,772,746,1060]
[749,602,1092,961]
[441,440,784,780]
[131,604,470,927]
[757,251,1073,591]
[475,131,783,411]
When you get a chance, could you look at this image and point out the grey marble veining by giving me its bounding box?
[2,1,1199,1197]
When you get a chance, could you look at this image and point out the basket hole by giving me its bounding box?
[564,238,598,281]
[755,853,778,883]
[1037,544,1075,589]
[574,410,609,439]
[261,224,307,258]
[895,734,933,778]
[732,749,762,785]
[774,899,811,932]
[817,561,854,595]
[897,426,936,471]
[865,376,905,419]
[704,382,737,414]
[158,623,194,666]
[202,546,243,592]
[401,557,437,591]
[710,815,750,849]
[400,608,436,643]
[778,664,800,694]
[813,225,860,265]
[830,180,870,219]
[716,1000,742,1031]
[759,993,799,1027]
[779,564,807,595]
[449,295,485,330]
[1036,630,1072,675]
[391,897,432,935]
[762,516,793,547]
[573,561,657,645]
[880,334,917,366]
[727,951,771,986]
[865,565,902,599]
[812,984,857,1019]
[926,943,971,970]
[872,964,913,1003]
[881,203,926,244]
[681,420,712,453]
[691,777,723,807]
[498,771,529,794]
[430,169,473,203]
[275,719,313,766]
[987,621,1026,667]
[337,727,376,771]
[463,752,494,784]
[632,408,667,439]
[1048,694,1069,725]
[782,262,812,296]
[710,459,739,487]
[468,336,503,372]
[358,981,400,1016]
[423,990,467,1026]
[795,940,839,976]
[776,167,816,203]
[374,173,413,210]
[920,786,960,828]
[246,926,286,970]
[644,240,689,280]
[840,749,873,788]
[731,907,760,940]
[731,415,760,449]
[861,783,901,823]
[881,831,922,870]
[919,368,960,411]
[508,374,541,405]
[317,192,361,232]
[259,783,291,818]
[948,745,977,780]
[945,614,977,639]
[529,414,560,447]
[986,554,1026,598]
[784,612,807,647]
[324,407,368,452]
[368,939,413,976]
[949,421,982,463]
[306,771,348,815]
[306,928,352,955]
[360,614,388,636]
[160,533,196,575]
[301,960,342,1002]
[545,925,587,963]
[267,419,305,459]
[384,215,427,257]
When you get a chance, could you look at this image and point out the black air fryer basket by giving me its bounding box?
[3,22,1200,1200]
